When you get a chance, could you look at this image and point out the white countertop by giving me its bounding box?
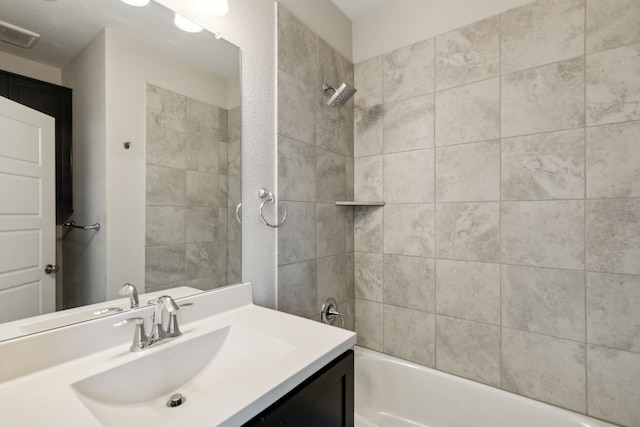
[0,283,356,426]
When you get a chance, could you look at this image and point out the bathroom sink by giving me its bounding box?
[71,325,296,426]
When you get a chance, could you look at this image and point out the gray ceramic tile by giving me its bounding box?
[502,328,586,412]
[278,70,316,145]
[316,148,346,203]
[435,78,500,146]
[317,253,352,307]
[587,120,640,199]
[435,140,500,202]
[355,252,383,302]
[384,204,435,257]
[586,199,640,275]
[346,157,354,201]
[228,140,241,175]
[587,43,640,126]
[184,242,217,281]
[355,299,383,351]
[186,207,216,243]
[383,95,435,153]
[384,255,435,312]
[502,129,585,201]
[502,201,585,270]
[436,202,500,263]
[218,142,228,175]
[146,166,185,206]
[354,207,383,253]
[317,203,346,258]
[338,299,356,332]
[278,260,317,318]
[502,57,585,138]
[354,106,383,158]
[384,149,434,203]
[218,207,227,244]
[227,106,241,142]
[435,16,500,90]
[186,171,218,208]
[146,206,185,247]
[355,56,383,110]
[145,245,185,285]
[354,156,383,201]
[278,135,316,202]
[587,0,640,54]
[227,174,241,208]
[186,98,220,137]
[383,38,435,103]
[502,265,585,341]
[501,0,584,74]
[227,240,241,284]
[186,133,218,174]
[278,201,317,265]
[146,84,186,132]
[436,315,501,387]
[384,305,435,367]
[146,125,185,169]
[436,259,500,325]
[277,5,317,88]
[227,206,241,241]
[587,345,640,427]
[345,206,354,252]
[587,272,640,352]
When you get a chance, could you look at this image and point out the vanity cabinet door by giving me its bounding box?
[244,350,354,427]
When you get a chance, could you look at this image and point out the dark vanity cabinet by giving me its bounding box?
[0,70,73,224]
[244,350,354,427]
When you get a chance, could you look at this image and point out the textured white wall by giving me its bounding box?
[353,0,536,63]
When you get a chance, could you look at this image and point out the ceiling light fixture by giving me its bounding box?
[174,13,203,33]
[120,0,150,6]
[209,0,229,16]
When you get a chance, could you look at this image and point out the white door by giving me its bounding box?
[0,96,55,323]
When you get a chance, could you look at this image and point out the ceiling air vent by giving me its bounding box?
[0,20,40,49]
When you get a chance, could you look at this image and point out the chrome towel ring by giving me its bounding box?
[258,188,287,228]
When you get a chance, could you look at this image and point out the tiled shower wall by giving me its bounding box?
[276,5,355,329]
[353,0,640,425]
[145,84,241,292]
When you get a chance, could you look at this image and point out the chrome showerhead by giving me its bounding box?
[323,82,357,107]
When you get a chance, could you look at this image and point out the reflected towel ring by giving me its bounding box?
[258,188,287,228]
[235,203,242,224]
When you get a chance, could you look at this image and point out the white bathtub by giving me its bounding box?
[354,346,618,427]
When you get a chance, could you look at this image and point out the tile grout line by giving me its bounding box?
[498,10,504,391]
[432,35,439,370]
[583,1,589,414]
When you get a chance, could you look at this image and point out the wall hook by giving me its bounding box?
[258,188,286,228]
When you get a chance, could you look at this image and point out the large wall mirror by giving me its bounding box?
[0,0,241,340]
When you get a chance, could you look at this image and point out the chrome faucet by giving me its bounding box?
[118,283,139,309]
[115,295,182,352]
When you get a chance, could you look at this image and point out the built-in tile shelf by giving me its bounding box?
[335,201,385,206]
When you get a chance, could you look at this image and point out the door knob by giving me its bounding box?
[44,264,59,274]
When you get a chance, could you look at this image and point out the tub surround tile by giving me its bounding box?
[586,199,640,275]
[435,78,500,146]
[186,98,222,138]
[147,125,186,169]
[587,272,640,352]
[278,260,317,319]
[186,242,218,280]
[146,166,186,206]
[354,106,383,157]
[316,148,346,203]
[383,38,435,103]
[186,133,219,174]
[317,253,352,307]
[501,0,584,74]
[186,171,218,207]
[354,207,383,253]
[317,91,352,157]
[277,5,317,89]
[586,120,640,199]
[436,316,501,387]
[435,16,500,90]
[502,328,587,413]
[146,84,186,132]
[355,299,384,351]
[436,259,500,325]
[384,149,434,203]
[278,135,316,202]
[502,265,585,341]
[355,253,383,302]
[277,202,317,265]
[383,255,435,312]
[185,207,216,243]
[587,0,640,54]
[317,204,346,258]
[384,305,436,367]
[277,70,316,145]
[501,201,585,270]
[502,57,585,138]
[502,129,585,201]
[355,56,383,111]
[586,43,640,126]
[383,95,435,154]
[145,245,185,286]
[354,156,383,201]
[146,206,185,247]
[436,202,500,263]
[436,140,500,202]
[384,204,435,257]
[587,345,640,427]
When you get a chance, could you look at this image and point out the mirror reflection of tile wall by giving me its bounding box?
[145,84,240,292]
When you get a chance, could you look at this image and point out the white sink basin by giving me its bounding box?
[71,325,296,426]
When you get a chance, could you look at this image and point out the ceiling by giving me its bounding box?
[330,0,402,21]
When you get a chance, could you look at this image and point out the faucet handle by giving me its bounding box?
[114,317,148,352]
